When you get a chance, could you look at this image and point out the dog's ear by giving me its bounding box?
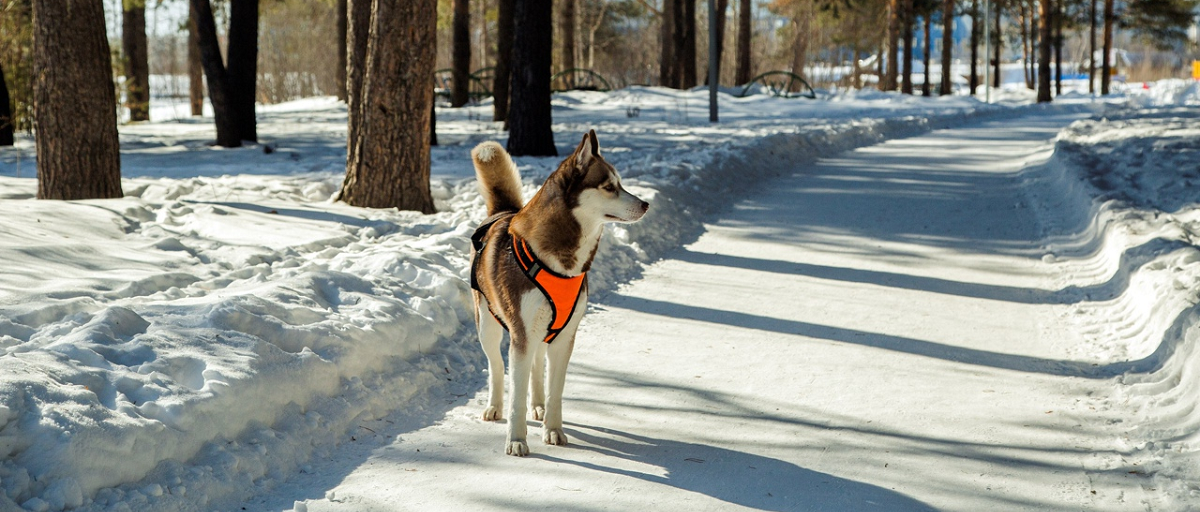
[574,130,601,170]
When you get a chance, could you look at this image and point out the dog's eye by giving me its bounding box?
[602,184,616,193]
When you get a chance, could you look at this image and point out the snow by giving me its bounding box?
[0,81,1196,510]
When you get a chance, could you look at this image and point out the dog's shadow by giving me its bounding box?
[540,423,934,511]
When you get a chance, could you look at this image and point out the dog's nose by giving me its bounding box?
[640,201,649,212]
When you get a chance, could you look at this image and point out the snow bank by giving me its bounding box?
[1027,105,1200,507]
[0,87,1081,511]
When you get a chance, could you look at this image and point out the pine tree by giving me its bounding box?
[122,0,150,121]
[507,0,556,156]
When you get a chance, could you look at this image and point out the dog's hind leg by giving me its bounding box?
[505,331,532,456]
[530,342,547,421]
[475,298,505,422]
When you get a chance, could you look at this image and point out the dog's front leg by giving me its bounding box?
[543,292,584,446]
[505,333,532,456]
[475,299,506,421]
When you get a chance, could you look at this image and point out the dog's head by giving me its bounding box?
[559,130,649,225]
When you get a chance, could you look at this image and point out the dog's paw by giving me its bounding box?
[543,428,568,446]
[505,439,529,457]
[481,406,502,422]
[531,405,545,421]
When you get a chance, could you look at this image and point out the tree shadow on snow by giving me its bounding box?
[542,423,936,512]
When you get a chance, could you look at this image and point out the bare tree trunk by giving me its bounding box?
[922,14,931,97]
[188,10,205,116]
[346,0,372,172]
[1019,1,1030,88]
[494,0,514,122]
[886,0,899,90]
[714,0,728,75]
[1036,0,1052,102]
[0,62,12,146]
[227,0,258,142]
[122,0,150,121]
[336,0,347,101]
[191,0,238,147]
[586,1,610,68]
[940,0,954,95]
[993,0,1001,88]
[1054,2,1062,95]
[735,0,751,85]
[681,0,697,88]
[969,0,979,94]
[32,0,122,200]
[790,11,809,82]
[341,0,436,213]
[1101,0,1112,94]
[560,0,577,85]
[852,41,862,88]
[661,0,677,87]
[901,0,914,94]
[452,0,471,107]
[507,0,556,156]
[1088,0,1096,93]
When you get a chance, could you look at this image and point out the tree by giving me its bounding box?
[1122,0,1200,47]
[452,0,471,107]
[1100,0,1112,94]
[735,0,752,84]
[32,0,121,200]
[340,0,436,212]
[1,62,13,146]
[886,0,900,90]
[922,12,931,96]
[336,0,347,101]
[345,0,372,186]
[1036,0,1052,102]
[188,8,204,116]
[992,0,1002,88]
[939,0,954,95]
[560,0,577,85]
[900,0,914,94]
[1088,0,1096,93]
[494,0,514,123]
[681,0,697,87]
[122,0,150,121]
[968,0,979,94]
[508,0,557,156]
[190,0,259,147]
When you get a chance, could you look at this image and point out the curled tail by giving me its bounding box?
[471,141,524,216]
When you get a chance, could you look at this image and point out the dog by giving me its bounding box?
[468,130,649,456]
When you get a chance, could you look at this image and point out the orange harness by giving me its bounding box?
[470,215,587,344]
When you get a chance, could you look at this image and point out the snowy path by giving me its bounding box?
[258,114,1157,512]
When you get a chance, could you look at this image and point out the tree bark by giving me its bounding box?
[1054,2,1062,96]
[191,0,239,147]
[791,10,810,82]
[969,0,979,94]
[507,0,556,156]
[0,62,13,146]
[452,0,471,107]
[735,0,751,85]
[494,0,514,122]
[226,0,258,143]
[122,0,150,122]
[560,0,577,84]
[1101,0,1112,94]
[901,0,914,94]
[940,0,954,95]
[1036,0,1052,102]
[660,0,678,87]
[32,0,122,200]
[346,0,372,170]
[715,0,728,76]
[188,9,204,116]
[336,0,347,102]
[886,0,899,90]
[993,0,1001,88]
[922,14,931,97]
[341,0,436,213]
[1088,0,1096,93]
[681,0,697,88]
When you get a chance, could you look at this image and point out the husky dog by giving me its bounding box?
[469,130,649,456]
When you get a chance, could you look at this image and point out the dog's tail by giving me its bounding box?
[471,141,524,216]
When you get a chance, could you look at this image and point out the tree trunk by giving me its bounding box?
[681,0,697,88]
[188,10,204,116]
[507,0,556,156]
[922,14,931,97]
[346,0,372,170]
[452,0,471,107]
[715,0,728,76]
[1036,0,1052,102]
[226,0,258,143]
[901,0,914,94]
[560,0,576,86]
[660,0,678,87]
[1020,2,1030,89]
[0,62,13,146]
[336,0,347,102]
[341,0,436,213]
[791,6,810,82]
[1101,0,1112,94]
[1088,0,1096,93]
[122,0,150,122]
[940,0,954,95]
[969,0,979,94]
[735,0,751,84]
[993,0,1001,88]
[886,0,899,90]
[494,0,514,123]
[191,0,239,147]
[1054,2,1062,95]
[32,0,122,200]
